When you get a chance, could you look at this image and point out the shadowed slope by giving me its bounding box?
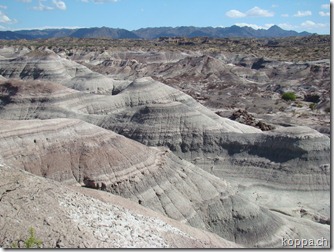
[0,48,130,94]
[0,44,330,248]
[0,78,329,191]
[0,162,242,248]
[0,118,329,247]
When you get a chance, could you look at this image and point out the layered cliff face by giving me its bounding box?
[0,77,328,191]
[0,161,242,248]
[0,41,330,248]
[72,46,330,135]
[0,118,329,248]
[0,119,284,245]
[0,48,131,94]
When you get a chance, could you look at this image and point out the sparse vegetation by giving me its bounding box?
[282,92,296,101]
[0,35,330,61]
[0,32,330,248]
[295,101,303,108]
[11,227,43,248]
[309,103,317,110]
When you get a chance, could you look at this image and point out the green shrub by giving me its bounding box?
[309,103,317,110]
[11,227,43,248]
[282,92,296,101]
[24,227,42,248]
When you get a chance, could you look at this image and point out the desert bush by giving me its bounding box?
[24,227,42,248]
[309,103,317,110]
[295,101,303,108]
[282,92,296,101]
[11,227,43,248]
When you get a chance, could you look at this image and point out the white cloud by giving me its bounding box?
[226,10,246,18]
[246,6,274,17]
[16,0,32,2]
[281,14,289,17]
[0,5,7,9]
[12,25,84,31]
[301,20,327,29]
[319,11,330,16]
[278,23,296,30]
[235,23,274,30]
[293,10,312,17]
[0,12,11,23]
[32,0,66,11]
[321,4,330,9]
[226,6,274,18]
[53,0,66,10]
[0,11,16,24]
[32,5,53,11]
[32,0,54,11]
[234,20,328,32]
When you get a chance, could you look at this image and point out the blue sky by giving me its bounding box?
[0,0,331,34]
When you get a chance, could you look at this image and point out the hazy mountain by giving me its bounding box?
[69,27,140,39]
[5,27,139,40]
[0,30,33,40]
[265,25,311,37]
[133,25,313,39]
[15,28,75,39]
[0,25,313,40]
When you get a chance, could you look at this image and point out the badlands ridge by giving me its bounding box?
[0,37,330,248]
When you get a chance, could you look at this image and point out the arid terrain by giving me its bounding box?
[0,35,330,248]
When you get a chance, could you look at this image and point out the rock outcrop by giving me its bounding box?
[0,76,330,245]
[0,48,130,95]
[0,42,330,248]
[225,109,275,131]
[0,118,330,247]
[0,162,242,248]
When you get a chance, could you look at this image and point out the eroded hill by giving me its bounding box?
[0,36,330,248]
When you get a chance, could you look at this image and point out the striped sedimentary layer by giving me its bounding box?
[0,76,330,191]
[0,118,156,184]
[0,48,130,94]
[0,48,330,247]
[0,162,242,248]
[0,118,329,247]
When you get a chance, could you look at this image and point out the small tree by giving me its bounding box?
[282,92,296,101]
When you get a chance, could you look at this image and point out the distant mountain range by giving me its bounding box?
[0,25,313,40]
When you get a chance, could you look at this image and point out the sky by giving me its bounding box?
[0,0,331,34]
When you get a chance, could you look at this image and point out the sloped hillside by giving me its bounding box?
[0,161,241,248]
[0,39,330,248]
